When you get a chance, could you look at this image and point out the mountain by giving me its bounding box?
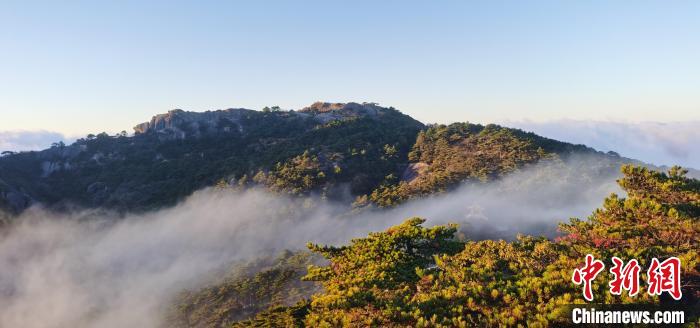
[0,102,694,215]
[1,103,698,326]
[0,102,422,213]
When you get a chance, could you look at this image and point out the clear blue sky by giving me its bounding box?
[1,1,699,135]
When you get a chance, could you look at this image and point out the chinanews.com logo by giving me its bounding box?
[564,254,694,326]
[572,254,682,302]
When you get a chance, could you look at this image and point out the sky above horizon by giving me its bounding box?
[1,1,699,136]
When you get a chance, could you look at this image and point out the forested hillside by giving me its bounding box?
[365,122,611,207]
[0,103,422,213]
[0,102,654,216]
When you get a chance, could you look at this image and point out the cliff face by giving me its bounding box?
[133,108,250,139]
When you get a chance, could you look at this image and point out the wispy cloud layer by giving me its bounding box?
[503,120,700,169]
[0,155,620,327]
[0,131,72,153]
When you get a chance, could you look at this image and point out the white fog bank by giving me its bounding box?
[0,156,622,327]
[503,120,700,169]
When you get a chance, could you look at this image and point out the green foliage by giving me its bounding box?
[227,165,699,327]
[302,218,461,327]
[370,123,553,207]
[232,301,310,328]
[412,237,572,327]
[558,164,700,304]
[253,151,327,195]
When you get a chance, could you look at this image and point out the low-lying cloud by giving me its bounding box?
[0,130,73,153]
[0,156,622,327]
[502,120,700,169]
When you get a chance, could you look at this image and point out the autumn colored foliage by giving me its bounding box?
[226,165,699,327]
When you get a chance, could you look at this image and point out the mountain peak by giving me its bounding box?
[132,102,409,137]
[296,102,394,123]
[299,101,383,114]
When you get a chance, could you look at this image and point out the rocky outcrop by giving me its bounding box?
[41,161,73,177]
[401,162,429,184]
[133,108,248,138]
[133,103,403,138]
